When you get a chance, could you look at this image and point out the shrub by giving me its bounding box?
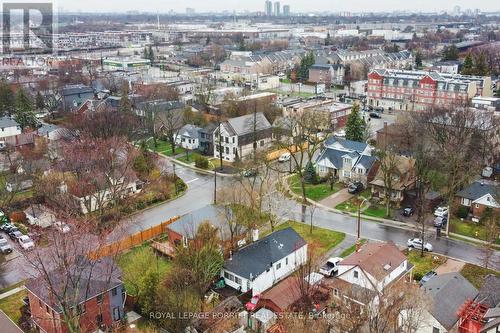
[10,211,26,223]
[195,155,209,169]
[413,272,423,281]
[456,205,469,219]
[304,161,318,184]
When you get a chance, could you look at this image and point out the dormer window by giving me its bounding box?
[353,271,359,279]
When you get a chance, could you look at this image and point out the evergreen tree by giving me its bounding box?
[0,80,14,116]
[325,32,332,45]
[461,53,474,75]
[414,51,423,69]
[298,51,315,81]
[14,88,37,129]
[304,161,318,184]
[35,91,45,110]
[119,95,133,113]
[442,45,459,61]
[148,45,155,64]
[143,47,149,60]
[474,52,489,76]
[345,104,366,142]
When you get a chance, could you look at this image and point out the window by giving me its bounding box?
[225,147,229,154]
[260,140,265,147]
[353,271,359,279]
[111,287,118,297]
[432,327,440,333]
[234,276,242,285]
[232,137,235,143]
[113,307,121,321]
[97,294,103,304]
[225,137,229,143]
[334,288,339,297]
[285,257,288,265]
[276,262,282,270]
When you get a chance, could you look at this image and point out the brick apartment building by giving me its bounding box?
[26,258,125,333]
[367,69,492,111]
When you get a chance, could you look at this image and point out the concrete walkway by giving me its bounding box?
[0,286,25,300]
[435,258,466,274]
[319,188,353,209]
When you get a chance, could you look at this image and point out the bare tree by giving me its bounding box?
[375,148,399,218]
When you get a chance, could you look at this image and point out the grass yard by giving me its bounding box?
[335,190,372,213]
[288,174,342,202]
[449,218,500,244]
[406,250,446,281]
[176,151,203,164]
[0,289,27,324]
[273,221,345,256]
[340,239,367,258]
[147,139,185,156]
[363,203,389,218]
[460,263,500,289]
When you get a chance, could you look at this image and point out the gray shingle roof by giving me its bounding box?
[356,155,377,170]
[477,275,500,308]
[167,205,231,239]
[225,112,271,136]
[422,272,478,330]
[179,124,201,139]
[324,137,368,153]
[316,148,347,169]
[0,117,20,128]
[223,227,306,280]
[62,84,94,96]
[456,180,499,201]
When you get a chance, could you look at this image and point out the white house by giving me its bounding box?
[213,112,273,162]
[175,124,201,150]
[315,137,377,185]
[24,205,57,228]
[0,117,22,140]
[221,227,308,296]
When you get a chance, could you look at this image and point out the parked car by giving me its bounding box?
[9,230,23,241]
[374,106,384,112]
[0,236,12,254]
[434,206,448,217]
[1,223,16,233]
[407,238,433,252]
[420,271,437,285]
[369,112,382,119]
[402,207,414,217]
[18,235,34,250]
[278,152,291,163]
[347,182,364,194]
[433,216,448,227]
[54,221,70,233]
[245,294,261,311]
[243,169,258,177]
[319,257,343,277]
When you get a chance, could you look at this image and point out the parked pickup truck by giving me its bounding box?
[319,257,343,277]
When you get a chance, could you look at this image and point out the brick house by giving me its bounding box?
[370,155,416,205]
[308,64,345,86]
[26,258,125,333]
[456,180,500,218]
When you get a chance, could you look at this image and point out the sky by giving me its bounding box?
[57,0,499,14]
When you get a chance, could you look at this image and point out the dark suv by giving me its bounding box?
[348,182,364,194]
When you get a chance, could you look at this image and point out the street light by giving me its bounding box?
[356,196,369,252]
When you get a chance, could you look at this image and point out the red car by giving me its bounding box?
[245,294,261,311]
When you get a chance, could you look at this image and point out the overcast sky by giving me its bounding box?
[58,0,499,14]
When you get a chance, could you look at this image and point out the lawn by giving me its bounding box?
[273,221,345,256]
[460,263,500,289]
[288,174,342,202]
[405,250,446,281]
[449,218,500,244]
[363,203,389,218]
[0,289,27,324]
[340,239,367,258]
[147,139,185,156]
[176,151,203,164]
[335,189,372,213]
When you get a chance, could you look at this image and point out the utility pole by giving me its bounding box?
[213,169,217,204]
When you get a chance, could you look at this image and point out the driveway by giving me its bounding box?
[435,258,466,274]
[319,188,353,208]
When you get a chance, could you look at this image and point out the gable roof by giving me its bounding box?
[422,272,478,330]
[355,155,377,170]
[179,124,201,138]
[316,148,347,169]
[261,276,303,311]
[224,112,271,137]
[223,227,306,280]
[457,180,499,201]
[0,117,20,128]
[324,137,368,153]
[477,275,500,308]
[339,242,407,280]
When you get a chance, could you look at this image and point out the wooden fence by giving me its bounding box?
[266,142,309,161]
[88,216,179,259]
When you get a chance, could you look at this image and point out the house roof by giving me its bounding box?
[0,310,23,333]
[422,272,478,330]
[316,148,348,169]
[324,137,368,153]
[339,242,407,280]
[62,84,94,96]
[457,180,499,201]
[25,257,122,313]
[477,275,500,308]
[0,117,20,128]
[356,155,377,170]
[179,124,201,139]
[224,112,271,137]
[261,276,303,312]
[223,227,306,280]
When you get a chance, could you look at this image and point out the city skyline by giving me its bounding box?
[56,0,499,14]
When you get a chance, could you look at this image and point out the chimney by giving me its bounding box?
[229,250,232,260]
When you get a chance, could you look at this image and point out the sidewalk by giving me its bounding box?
[0,286,25,300]
[319,188,353,209]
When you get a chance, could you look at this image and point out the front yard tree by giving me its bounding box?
[345,104,365,142]
[376,148,399,218]
[14,87,37,129]
[173,222,224,310]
